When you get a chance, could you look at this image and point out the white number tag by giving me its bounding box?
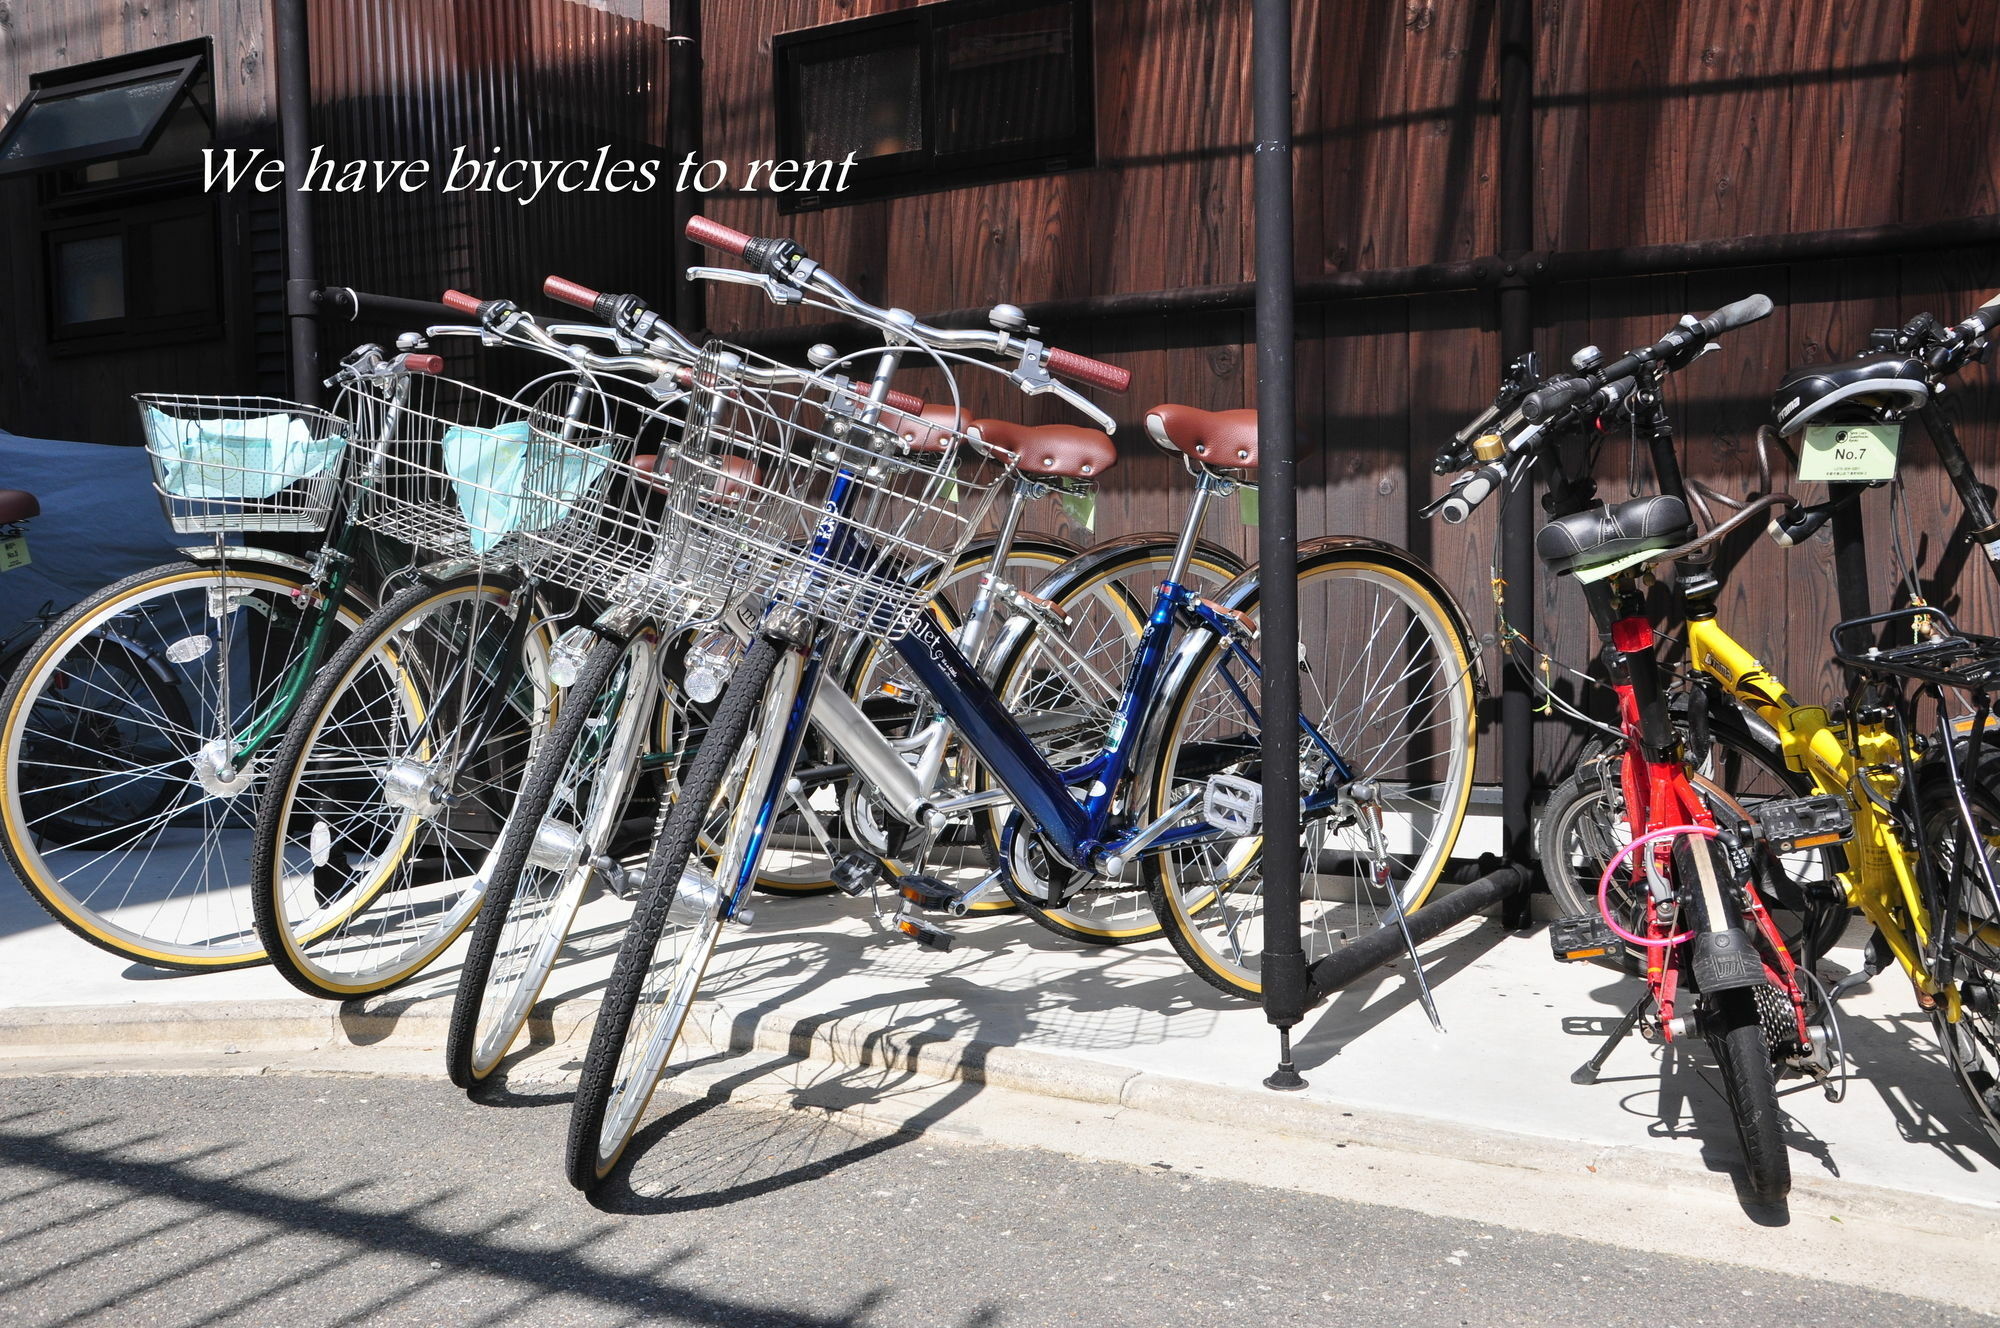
[1799,423,1900,483]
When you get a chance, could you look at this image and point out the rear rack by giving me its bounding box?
[1832,607,2000,690]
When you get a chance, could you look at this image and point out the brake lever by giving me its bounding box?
[548,323,641,352]
[688,265,803,306]
[1014,374,1117,434]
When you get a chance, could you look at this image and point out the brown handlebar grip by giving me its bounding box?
[402,353,445,375]
[884,388,925,413]
[686,215,753,257]
[543,275,602,311]
[441,290,483,316]
[1046,347,1132,394]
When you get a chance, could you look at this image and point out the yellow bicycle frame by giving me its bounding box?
[1681,616,1958,1017]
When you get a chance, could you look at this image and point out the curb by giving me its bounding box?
[2,988,1993,1238]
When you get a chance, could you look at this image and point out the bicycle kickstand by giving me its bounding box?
[1572,990,1651,1086]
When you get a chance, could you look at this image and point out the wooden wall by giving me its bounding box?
[690,0,2000,777]
[0,0,281,443]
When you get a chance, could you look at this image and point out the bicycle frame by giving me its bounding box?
[1601,606,1810,1040]
[1683,612,1956,1014]
[715,474,1353,913]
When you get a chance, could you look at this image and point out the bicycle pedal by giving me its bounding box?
[831,851,883,898]
[894,873,961,913]
[1202,774,1262,836]
[1751,794,1853,853]
[1549,913,1622,963]
[892,913,953,952]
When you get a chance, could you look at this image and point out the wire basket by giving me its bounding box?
[135,394,352,533]
[342,370,686,596]
[643,343,1018,640]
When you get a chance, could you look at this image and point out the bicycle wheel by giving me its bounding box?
[1705,985,1792,1204]
[983,538,1244,942]
[758,536,1077,898]
[0,559,366,970]
[1917,765,2000,1150]
[250,572,551,999]
[1141,542,1479,998]
[567,633,785,1189]
[447,627,656,1088]
[1541,710,1848,971]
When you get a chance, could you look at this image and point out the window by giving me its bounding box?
[5,41,223,348]
[0,42,207,180]
[46,198,220,342]
[773,0,1093,211]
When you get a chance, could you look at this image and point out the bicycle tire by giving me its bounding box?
[1915,760,2000,1151]
[1140,542,1479,998]
[447,628,650,1089]
[250,572,549,999]
[566,633,783,1190]
[1705,986,1792,1204]
[0,559,366,970]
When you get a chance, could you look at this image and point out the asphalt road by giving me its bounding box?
[0,1074,1987,1328]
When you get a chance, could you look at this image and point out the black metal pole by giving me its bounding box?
[1251,0,1307,1090]
[1496,0,1536,924]
[667,0,705,336]
[275,0,320,406]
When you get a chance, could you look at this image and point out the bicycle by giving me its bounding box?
[0,344,444,971]
[1433,294,1822,1203]
[564,218,1479,1187]
[245,292,701,999]
[1534,294,2000,1159]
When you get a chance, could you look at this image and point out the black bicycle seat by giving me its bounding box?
[1770,350,1928,436]
[1537,495,1694,578]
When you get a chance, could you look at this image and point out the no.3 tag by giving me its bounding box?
[0,537,30,572]
[1799,422,1900,483]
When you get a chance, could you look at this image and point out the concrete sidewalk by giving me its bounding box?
[2,860,1997,1307]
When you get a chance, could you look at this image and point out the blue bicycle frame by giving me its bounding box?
[715,413,1357,914]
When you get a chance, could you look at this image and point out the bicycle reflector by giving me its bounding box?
[1751,794,1854,854]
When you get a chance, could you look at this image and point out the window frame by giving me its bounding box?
[771,0,1094,213]
[43,193,225,352]
[0,40,210,181]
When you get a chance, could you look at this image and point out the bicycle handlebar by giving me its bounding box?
[1958,291,2000,341]
[683,214,1131,396]
[1521,294,1774,422]
[686,215,752,258]
[1430,375,1638,524]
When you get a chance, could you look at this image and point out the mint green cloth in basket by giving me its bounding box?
[440,420,612,554]
[144,407,345,501]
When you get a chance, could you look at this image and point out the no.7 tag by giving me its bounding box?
[0,537,30,572]
[1799,422,1900,484]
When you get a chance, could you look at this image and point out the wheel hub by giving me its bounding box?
[381,757,446,816]
[190,738,256,800]
[526,818,585,873]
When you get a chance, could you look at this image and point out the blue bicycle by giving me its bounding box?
[565,219,1481,1188]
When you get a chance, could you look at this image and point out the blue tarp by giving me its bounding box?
[0,429,183,647]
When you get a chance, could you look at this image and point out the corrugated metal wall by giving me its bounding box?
[692,0,2000,777]
[309,0,673,369]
